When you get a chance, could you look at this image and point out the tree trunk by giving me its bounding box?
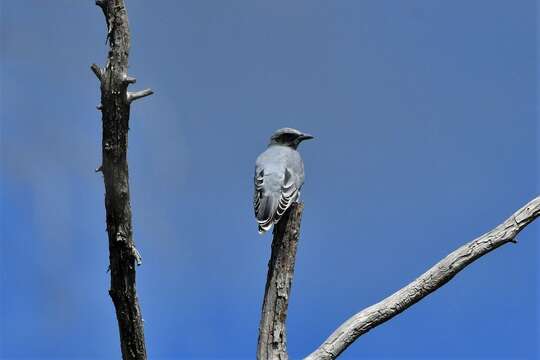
[257,203,304,360]
[92,1,153,359]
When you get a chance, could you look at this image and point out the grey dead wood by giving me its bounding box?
[256,196,539,360]
[92,0,153,359]
[304,196,540,360]
[87,2,539,359]
[258,203,304,360]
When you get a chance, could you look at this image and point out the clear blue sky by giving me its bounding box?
[1,1,538,359]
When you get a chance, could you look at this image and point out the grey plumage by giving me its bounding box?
[254,128,313,233]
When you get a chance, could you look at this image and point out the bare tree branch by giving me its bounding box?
[305,196,540,360]
[123,75,137,84]
[91,63,103,81]
[258,203,304,360]
[127,89,154,103]
[92,0,151,359]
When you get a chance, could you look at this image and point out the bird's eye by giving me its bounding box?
[283,134,295,142]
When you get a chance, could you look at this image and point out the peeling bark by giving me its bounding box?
[92,1,152,359]
[305,196,540,360]
[258,203,304,360]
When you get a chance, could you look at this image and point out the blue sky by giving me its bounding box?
[1,1,538,359]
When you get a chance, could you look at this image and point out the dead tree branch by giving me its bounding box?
[127,89,154,103]
[92,0,153,359]
[305,196,540,360]
[91,63,103,81]
[258,203,304,360]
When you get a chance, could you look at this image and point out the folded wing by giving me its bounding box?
[254,167,298,234]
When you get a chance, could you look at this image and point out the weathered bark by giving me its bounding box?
[257,203,304,360]
[92,1,152,359]
[305,196,540,360]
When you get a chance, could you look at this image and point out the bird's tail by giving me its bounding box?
[258,224,268,235]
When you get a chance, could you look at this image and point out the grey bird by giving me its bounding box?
[254,128,313,234]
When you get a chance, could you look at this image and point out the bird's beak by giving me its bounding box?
[299,133,314,141]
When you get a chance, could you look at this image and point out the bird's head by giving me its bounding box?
[269,128,314,149]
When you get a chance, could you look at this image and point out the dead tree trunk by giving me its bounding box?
[256,197,539,360]
[257,203,304,360]
[92,1,153,359]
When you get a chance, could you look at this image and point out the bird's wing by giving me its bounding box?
[253,168,268,220]
[275,167,298,217]
[254,167,299,233]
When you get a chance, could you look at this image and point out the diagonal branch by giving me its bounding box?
[258,203,304,360]
[305,196,540,360]
[91,63,103,81]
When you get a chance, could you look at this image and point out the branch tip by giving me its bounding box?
[95,165,103,173]
[90,63,103,81]
[132,246,143,266]
[123,75,137,84]
[127,89,154,103]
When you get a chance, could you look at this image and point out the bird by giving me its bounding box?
[253,128,313,234]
